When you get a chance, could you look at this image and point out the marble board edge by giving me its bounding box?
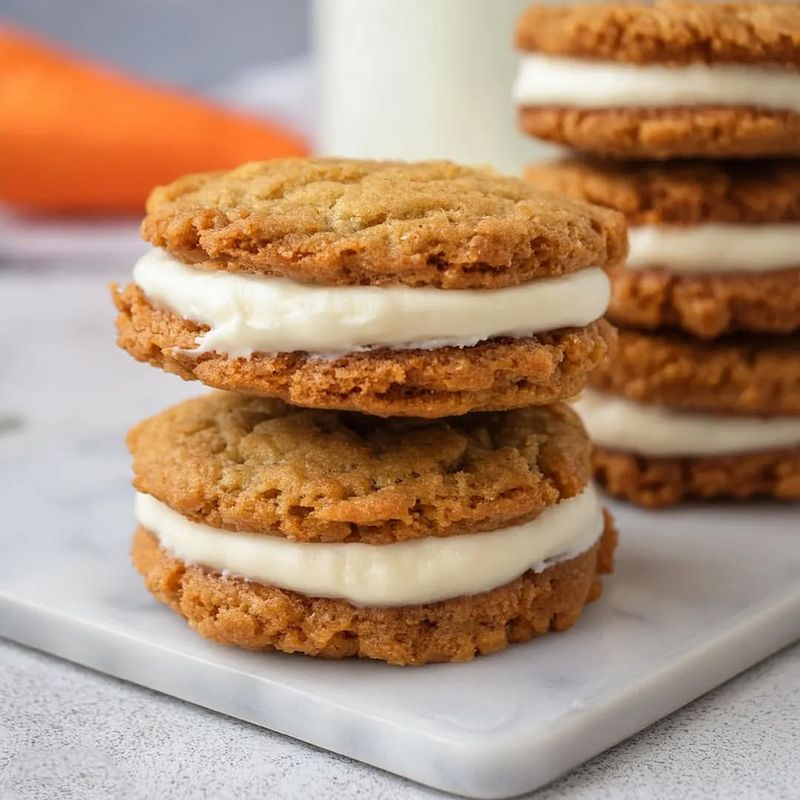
[1,586,799,798]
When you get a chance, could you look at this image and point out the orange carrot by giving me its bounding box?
[0,27,308,213]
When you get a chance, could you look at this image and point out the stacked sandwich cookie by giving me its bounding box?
[513,1,800,160]
[525,161,800,339]
[114,157,626,664]
[517,2,800,507]
[115,159,623,418]
[576,331,800,506]
[128,395,617,664]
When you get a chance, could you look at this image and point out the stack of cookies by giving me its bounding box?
[113,158,626,664]
[517,0,800,507]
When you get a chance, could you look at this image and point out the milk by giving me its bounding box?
[313,0,537,173]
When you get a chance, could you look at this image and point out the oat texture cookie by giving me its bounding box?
[590,328,800,417]
[526,158,800,338]
[128,392,616,664]
[514,2,800,159]
[574,379,800,507]
[113,158,624,417]
[591,445,800,507]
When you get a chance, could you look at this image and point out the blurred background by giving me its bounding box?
[1,0,544,273]
[1,0,311,270]
[0,0,547,485]
[2,0,309,89]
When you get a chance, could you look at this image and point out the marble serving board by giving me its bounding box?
[1,270,799,799]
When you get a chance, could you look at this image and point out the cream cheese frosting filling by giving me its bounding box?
[132,247,611,357]
[574,391,800,457]
[513,54,800,113]
[135,485,604,607]
[627,223,800,273]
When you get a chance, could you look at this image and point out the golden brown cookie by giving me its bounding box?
[117,158,624,413]
[129,392,615,663]
[515,3,800,159]
[516,2,800,66]
[131,515,617,666]
[593,446,800,507]
[524,159,800,226]
[590,329,800,417]
[141,158,626,289]
[518,108,800,161]
[525,158,800,337]
[606,262,800,339]
[128,392,593,545]
[113,283,617,418]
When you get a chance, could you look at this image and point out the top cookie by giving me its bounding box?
[129,392,591,545]
[141,158,627,289]
[516,1,800,66]
[524,158,800,225]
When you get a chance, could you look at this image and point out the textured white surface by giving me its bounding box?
[1,267,799,799]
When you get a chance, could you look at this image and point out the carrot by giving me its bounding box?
[0,26,308,213]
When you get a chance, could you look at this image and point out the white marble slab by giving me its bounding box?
[1,270,799,799]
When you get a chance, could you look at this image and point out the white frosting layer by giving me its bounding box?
[574,391,800,457]
[513,54,800,113]
[135,486,604,607]
[132,249,609,357]
[627,223,800,273]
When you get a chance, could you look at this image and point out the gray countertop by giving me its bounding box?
[1,638,798,799]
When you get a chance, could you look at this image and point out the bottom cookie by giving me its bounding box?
[518,106,800,160]
[132,515,617,666]
[114,284,615,418]
[594,447,800,508]
[605,263,800,340]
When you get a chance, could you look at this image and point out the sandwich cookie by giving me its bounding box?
[113,158,625,417]
[575,330,800,507]
[514,1,800,159]
[128,392,616,665]
[525,158,800,338]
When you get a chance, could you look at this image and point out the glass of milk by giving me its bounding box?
[313,0,539,173]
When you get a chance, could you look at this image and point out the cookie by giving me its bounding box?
[593,447,800,507]
[524,159,800,227]
[114,283,616,418]
[525,158,800,337]
[517,108,800,162]
[128,392,593,544]
[590,328,800,417]
[516,2,800,66]
[514,2,800,159]
[604,262,800,339]
[132,519,616,666]
[141,158,626,289]
[128,393,616,664]
[574,389,800,506]
[114,158,625,415]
